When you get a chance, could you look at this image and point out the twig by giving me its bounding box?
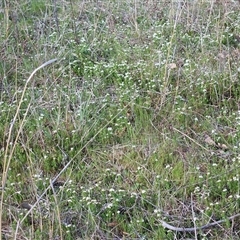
[172,127,209,152]
[160,213,240,232]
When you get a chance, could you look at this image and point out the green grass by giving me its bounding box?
[0,0,240,239]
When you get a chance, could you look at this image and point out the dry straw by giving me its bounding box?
[0,58,58,238]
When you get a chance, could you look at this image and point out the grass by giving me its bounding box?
[0,0,240,239]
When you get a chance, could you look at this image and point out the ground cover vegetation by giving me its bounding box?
[0,0,240,239]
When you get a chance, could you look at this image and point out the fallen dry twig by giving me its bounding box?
[160,213,240,232]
